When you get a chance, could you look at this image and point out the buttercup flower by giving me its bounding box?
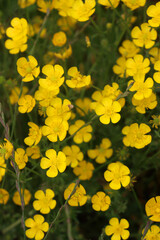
[37,0,55,13]
[0,138,13,160]
[13,189,31,206]
[105,218,130,240]
[118,40,140,58]
[66,67,91,88]
[15,148,28,169]
[57,16,77,32]
[34,86,59,107]
[69,120,92,144]
[64,183,87,206]
[98,0,120,8]
[0,157,6,181]
[149,47,160,64]
[54,44,72,60]
[73,160,94,180]
[91,192,111,211]
[18,0,36,8]
[121,0,146,10]
[143,225,160,240]
[113,57,128,78]
[104,162,130,190]
[88,138,113,164]
[26,146,41,159]
[153,60,160,83]
[40,149,66,178]
[33,189,56,214]
[145,196,160,222]
[132,93,157,114]
[62,145,83,167]
[147,2,160,27]
[24,122,42,146]
[75,98,92,116]
[25,214,49,240]
[16,56,40,82]
[52,31,67,47]
[18,95,36,113]
[131,23,157,49]
[9,86,28,104]
[0,189,9,204]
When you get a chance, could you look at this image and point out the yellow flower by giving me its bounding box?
[66,66,91,88]
[126,54,150,78]
[34,86,59,107]
[33,189,56,214]
[147,2,160,27]
[91,192,111,211]
[57,16,77,32]
[98,0,120,8]
[153,60,160,83]
[16,56,40,82]
[62,145,83,168]
[149,47,160,64]
[149,115,160,129]
[118,40,140,58]
[0,138,13,160]
[52,31,67,47]
[131,23,157,49]
[145,196,160,222]
[0,157,6,182]
[121,0,146,10]
[9,86,28,104]
[75,98,92,116]
[40,149,66,178]
[64,183,87,206]
[24,122,42,146]
[26,146,41,159]
[104,161,130,190]
[39,64,64,91]
[95,98,121,125]
[13,189,31,206]
[25,214,49,240]
[42,118,68,142]
[88,138,113,164]
[18,95,36,113]
[0,189,9,204]
[18,0,36,8]
[129,76,153,100]
[46,97,71,121]
[69,120,92,144]
[132,93,157,114]
[15,148,28,169]
[112,57,128,78]
[37,0,55,13]
[73,160,94,180]
[105,218,130,240]
[5,17,28,54]
[143,225,160,240]
[122,123,152,149]
[54,44,72,60]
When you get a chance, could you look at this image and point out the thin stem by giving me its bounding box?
[141,220,153,240]
[131,187,144,217]
[65,204,74,240]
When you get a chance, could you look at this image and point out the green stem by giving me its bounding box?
[131,187,144,217]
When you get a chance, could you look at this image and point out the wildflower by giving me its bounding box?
[149,47,160,64]
[126,54,150,78]
[113,57,128,78]
[121,0,146,10]
[91,192,111,211]
[64,183,87,206]
[26,146,41,159]
[0,189,9,204]
[129,76,153,100]
[5,17,28,54]
[13,189,31,206]
[40,149,66,178]
[69,120,92,144]
[37,0,55,13]
[66,66,91,88]
[75,98,92,116]
[88,138,113,164]
[119,40,140,58]
[42,118,68,142]
[46,98,71,121]
[57,16,77,32]
[18,95,36,113]
[33,189,56,214]
[105,218,130,240]
[122,123,152,149]
[153,60,160,83]
[0,23,5,39]
[9,86,28,104]
[73,160,94,180]
[34,86,59,107]
[54,44,72,60]
[98,0,120,8]
[25,214,49,239]
[131,23,157,49]
[24,122,42,146]
[39,64,64,91]
[62,145,83,168]
[143,225,160,240]
[15,148,28,170]
[132,93,157,114]
[116,146,129,161]
[0,138,13,160]
[0,157,6,181]
[104,162,130,190]
[18,0,36,8]
[147,2,160,28]
[145,196,160,222]
[16,56,40,82]
[95,98,121,124]
[149,115,160,129]
[52,31,67,47]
